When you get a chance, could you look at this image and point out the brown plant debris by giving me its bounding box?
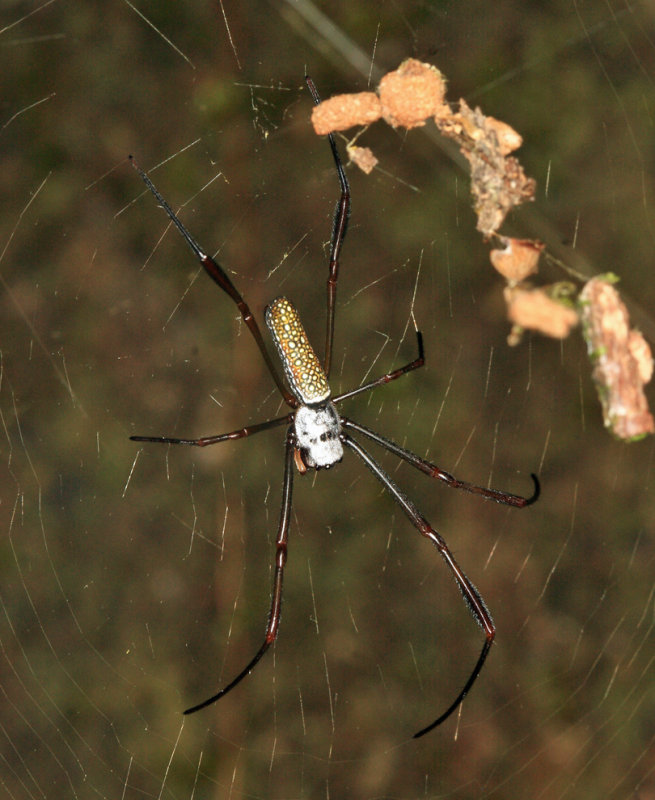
[377,59,447,128]
[490,237,543,283]
[579,277,654,440]
[310,60,534,234]
[311,91,381,135]
[347,144,378,174]
[505,286,579,340]
[436,100,535,235]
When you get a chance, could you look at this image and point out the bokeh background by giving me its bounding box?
[2,2,655,798]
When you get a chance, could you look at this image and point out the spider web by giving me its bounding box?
[2,2,655,798]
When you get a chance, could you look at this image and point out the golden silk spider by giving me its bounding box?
[129,77,539,738]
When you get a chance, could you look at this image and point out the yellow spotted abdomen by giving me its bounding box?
[265,297,330,405]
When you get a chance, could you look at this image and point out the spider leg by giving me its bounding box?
[333,331,424,404]
[130,414,292,447]
[183,427,295,715]
[129,156,297,408]
[341,419,539,507]
[342,433,495,738]
[305,77,351,379]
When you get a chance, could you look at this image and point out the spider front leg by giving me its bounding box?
[305,76,351,379]
[183,427,296,715]
[129,156,297,408]
[343,433,496,738]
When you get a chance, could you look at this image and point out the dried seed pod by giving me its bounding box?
[505,286,578,339]
[490,238,543,282]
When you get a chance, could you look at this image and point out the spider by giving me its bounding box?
[129,77,539,739]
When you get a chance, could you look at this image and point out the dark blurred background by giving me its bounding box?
[1,2,654,798]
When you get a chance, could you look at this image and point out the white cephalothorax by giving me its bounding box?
[265,297,343,469]
[294,402,343,468]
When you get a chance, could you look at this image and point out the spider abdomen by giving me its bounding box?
[294,402,343,469]
[265,297,331,405]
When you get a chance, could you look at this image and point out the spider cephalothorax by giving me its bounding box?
[293,401,343,470]
[129,77,538,738]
